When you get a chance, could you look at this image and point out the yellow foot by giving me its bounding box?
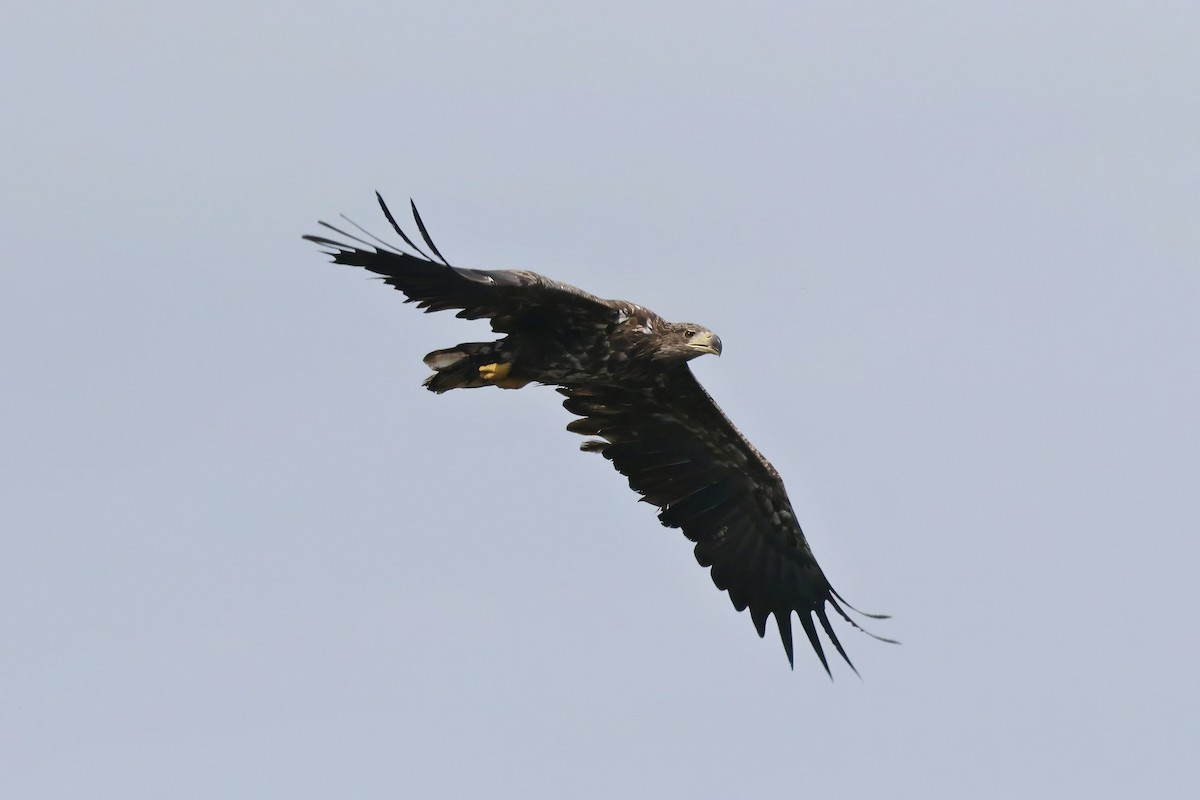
[479,362,530,389]
[479,362,511,381]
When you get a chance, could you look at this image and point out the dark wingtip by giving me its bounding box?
[831,588,893,620]
[375,192,405,240]
[799,615,833,678]
[816,608,860,678]
[373,192,436,261]
[828,590,901,645]
[409,198,450,266]
[776,611,796,669]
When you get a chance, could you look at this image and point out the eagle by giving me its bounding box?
[304,194,893,674]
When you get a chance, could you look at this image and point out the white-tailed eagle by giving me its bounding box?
[304,194,893,674]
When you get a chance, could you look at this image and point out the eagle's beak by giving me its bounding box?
[688,331,723,356]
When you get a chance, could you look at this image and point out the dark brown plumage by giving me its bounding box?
[304,194,893,673]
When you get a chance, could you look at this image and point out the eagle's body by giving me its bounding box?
[305,194,891,674]
[423,299,688,393]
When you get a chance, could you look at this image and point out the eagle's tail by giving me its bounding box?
[422,341,513,393]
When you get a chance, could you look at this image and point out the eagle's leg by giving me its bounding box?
[479,361,530,389]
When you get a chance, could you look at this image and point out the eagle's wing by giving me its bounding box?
[560,369,892,673]
[303,194,617,333]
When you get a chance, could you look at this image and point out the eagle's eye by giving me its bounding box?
[684,329,696,339]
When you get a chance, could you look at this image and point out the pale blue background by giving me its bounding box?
[3,2,1198,797]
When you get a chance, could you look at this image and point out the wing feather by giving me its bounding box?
[560,368,888,673]
[304,196,617,333]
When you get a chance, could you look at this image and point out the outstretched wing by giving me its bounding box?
[303,193,618,333]
[561,369,892,673]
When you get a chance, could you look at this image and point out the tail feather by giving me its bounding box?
[422,342,499,393]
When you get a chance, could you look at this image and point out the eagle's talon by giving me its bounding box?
[479,361,528,388]
[479,361,511,381]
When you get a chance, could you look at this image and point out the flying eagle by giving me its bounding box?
[304,194,892,674]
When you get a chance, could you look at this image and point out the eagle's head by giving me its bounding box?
[654,322,723,362]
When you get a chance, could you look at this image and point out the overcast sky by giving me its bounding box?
[3,2,1198,797]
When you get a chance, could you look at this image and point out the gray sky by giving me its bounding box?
[3,2,1198,797]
